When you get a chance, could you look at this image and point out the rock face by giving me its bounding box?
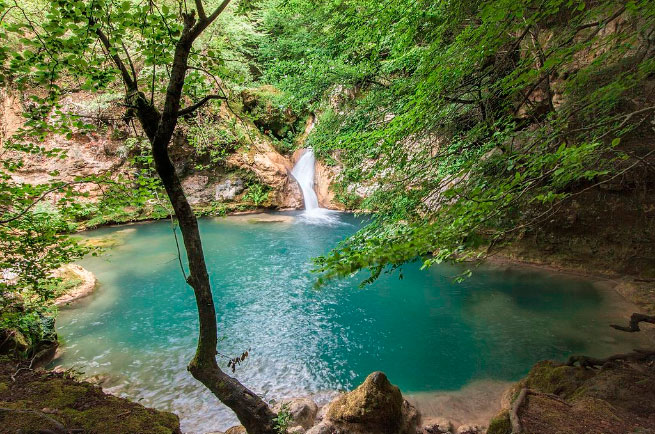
[274,398,319,430]
[2,90,341,212]
[215,178,245,201]
[315,159,344,210]
[227,143,302,208]
[181,175,248,206]
[324,371,420,434]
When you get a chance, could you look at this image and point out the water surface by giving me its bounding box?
[54,212,645,432]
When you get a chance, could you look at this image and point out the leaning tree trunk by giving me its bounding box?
[151,130,276,434]
[94,3,277,432]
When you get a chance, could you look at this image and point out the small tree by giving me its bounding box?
[1,0,276,431]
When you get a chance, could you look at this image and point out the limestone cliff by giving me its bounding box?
[0,89,344,215]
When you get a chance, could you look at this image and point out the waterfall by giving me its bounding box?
[291,148,320,211]
[291,148,339,224]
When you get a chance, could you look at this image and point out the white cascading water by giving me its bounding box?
[291,148,337,223]
[291,148,320,211]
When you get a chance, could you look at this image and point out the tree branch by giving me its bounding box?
[187,0,232,42]
[177,94,226,117]
[194,0,207,21]
[206,0,232,23]
[93,21,137,90]
[121,41,138,84]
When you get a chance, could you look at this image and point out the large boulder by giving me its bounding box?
[325,371,420,434]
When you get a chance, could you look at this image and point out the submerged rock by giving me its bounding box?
[325,371,420,434]
[53,264,97,306]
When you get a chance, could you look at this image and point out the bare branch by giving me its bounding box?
[177,94,226,117]
[194,0,207,21]
[93,21,137,90]
[121,41,138,84]
[207,0,232,23]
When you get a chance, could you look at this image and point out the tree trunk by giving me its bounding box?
[150,141,276,434]
[122,9,277,434]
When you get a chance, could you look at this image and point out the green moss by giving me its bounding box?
[486,410,511,434]
[45,269,84,298]
[0,362,180,433]
[0,408,67,432]
[59,405,179,434]
[521,361,595,399]
[30,378,88,408]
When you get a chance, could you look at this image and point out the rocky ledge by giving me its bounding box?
[0,360,181,433]
[53,264,97,306]
[487,359,655,434]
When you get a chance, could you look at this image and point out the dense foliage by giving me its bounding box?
[1,0,654,352]
[252,0,655,283]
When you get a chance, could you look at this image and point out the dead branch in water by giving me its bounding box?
[611,313,655,333]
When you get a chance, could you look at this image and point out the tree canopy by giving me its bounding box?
[251,0,655,283]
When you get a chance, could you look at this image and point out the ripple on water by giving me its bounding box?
[54,212,650,433]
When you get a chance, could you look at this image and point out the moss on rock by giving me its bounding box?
[0,362,180,433]
[486,410,511,434]
[498,359,655,434]
[518,360,595,399]
[326,371,418,434]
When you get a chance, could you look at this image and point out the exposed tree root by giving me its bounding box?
[566,349,655,368]
[510,388,572,434]
[0,408,83,433]
[611,313,655,332]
